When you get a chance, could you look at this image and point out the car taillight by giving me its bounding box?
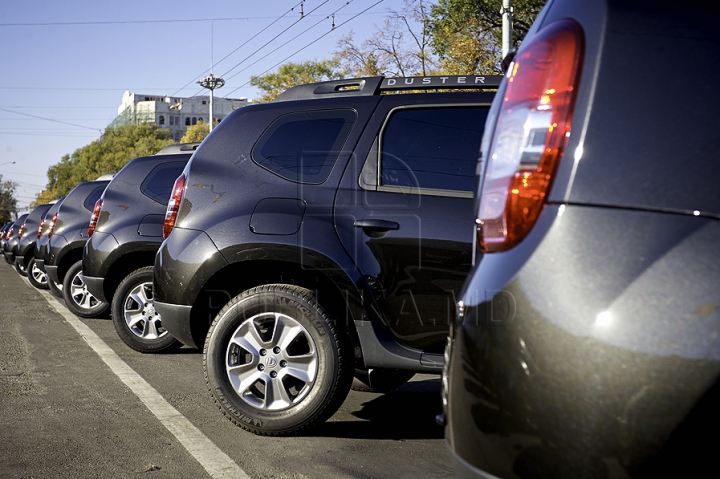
[163,174,186,239]
[17,223,25,239]
[37,219,45,238]
[477,19,583,253]
[6,228,12,240]
[88,199,103,237]
[48,212,58,238]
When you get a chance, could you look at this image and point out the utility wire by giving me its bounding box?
[169,2,305,97]
[224,0,383,97]
[0,12,385,27]
[223,0,355,83]
[0,107,102,132]
[184,0,333,99]
[219,1,330,79]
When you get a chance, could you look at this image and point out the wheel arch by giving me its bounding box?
[101,249,158,305]
[187,254,365,352]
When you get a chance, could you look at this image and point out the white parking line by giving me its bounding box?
[31,281,250,479]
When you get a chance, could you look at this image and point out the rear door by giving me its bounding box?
[334,93,492,352]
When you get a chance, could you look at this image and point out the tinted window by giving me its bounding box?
[140,161,186,205]
[380,107,489,193]
[83,185,107,211]
[252,109,357,184]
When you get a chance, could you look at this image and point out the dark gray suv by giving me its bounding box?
[442,0,720,477]
[83,144,197,353]
[154,75,500,435]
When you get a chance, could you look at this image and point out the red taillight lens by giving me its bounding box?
[37,219,45,238]
[163,174,186,239]
[88,199,103,237]
[6,228,13,240]
[17,223,25,239]
[48,212,58,238]
[478,19,583,253]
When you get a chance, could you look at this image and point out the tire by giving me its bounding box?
[204,284,354,436]
[14,258,27,276]
[111,266,180,353]
[4,252,13,264]
[62,260,109,318]
[27,258,49,290]
[351,367,415,393]
[48,277,64,298]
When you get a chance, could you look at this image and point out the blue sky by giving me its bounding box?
[0,0,414,210]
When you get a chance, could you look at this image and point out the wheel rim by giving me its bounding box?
[31,262,48,285]
[225,312,319,411]
[18,262,27,274]
[70,271,102,310]
[122,281,167,340]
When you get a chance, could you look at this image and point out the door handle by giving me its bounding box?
[353,219,399,238]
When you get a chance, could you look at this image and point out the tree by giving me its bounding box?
[335,0,437,77]
[181,119,209,143]
[249,59,347,103]
[0,175,19,223]
[427,0,547,74]
[34,123,175,205]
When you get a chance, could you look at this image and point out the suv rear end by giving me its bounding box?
[35,197,65,296]
[44,179,110,317]
[83,144,197,352]
[14,202,53,278]
[443,1,720,477]
[2,214,28,266]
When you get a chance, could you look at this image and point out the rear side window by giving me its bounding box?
[379,106,489,194]
[83,185,107,211]
[252,109,356,184]
[141,161,186,205]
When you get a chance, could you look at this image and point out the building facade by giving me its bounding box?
[110,92,249,141]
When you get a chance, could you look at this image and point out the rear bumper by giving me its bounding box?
[35,258,45,272]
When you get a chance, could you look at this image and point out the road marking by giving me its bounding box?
[31,282,250,479]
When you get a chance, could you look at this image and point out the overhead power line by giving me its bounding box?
[222,0,359,84]
[0,107,102,132]
[169,2,306,98]
[224,0,384,97]
[0,12,385,27]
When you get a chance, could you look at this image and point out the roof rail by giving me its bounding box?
[273,75,503,102]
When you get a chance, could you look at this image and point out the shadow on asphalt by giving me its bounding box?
[315,378,444,440]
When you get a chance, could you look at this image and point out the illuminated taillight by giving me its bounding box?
[88,199,103,237]
[163,174,186,239]
[17,222,25,239]
[37,219,45,238]
[48,212,58,238]
[477,19,583,253]
[6,227,13,240]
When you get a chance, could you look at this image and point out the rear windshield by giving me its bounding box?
[83,185,107,211]
[140,161,186,205]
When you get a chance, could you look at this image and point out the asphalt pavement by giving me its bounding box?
[0,262,453,479]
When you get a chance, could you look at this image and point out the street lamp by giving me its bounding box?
[0,161,16,168]
[197,74,225,132]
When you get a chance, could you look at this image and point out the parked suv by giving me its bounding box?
[14,202,53,280]
[2,214,28,266]
[83,143,198,352]
[0,221,13,262]
[154,75,499,435]
[43,176,112,317]
[34,197,66,296]
[442,1,720,478]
